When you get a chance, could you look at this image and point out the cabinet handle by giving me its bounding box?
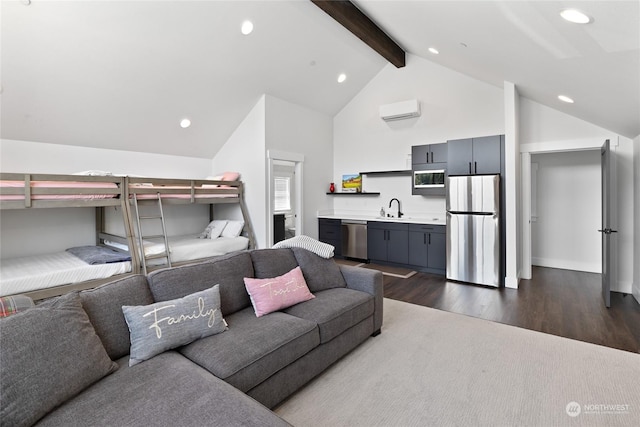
[468,162,472,174]
[429,233,431,245]
[423,233,426,244]
[474,161,477,174]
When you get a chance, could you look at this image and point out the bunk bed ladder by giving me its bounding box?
[132,193,172,275]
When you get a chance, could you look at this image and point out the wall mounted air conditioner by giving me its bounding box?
[379,99,421,121]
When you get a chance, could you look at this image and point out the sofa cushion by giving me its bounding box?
[244,266,315,317]
[291,247,347,292]
[283,288,374,344]
[148,251,253,315]
[80,274,154,360]
[0,292,118,427]
[180,307,319,393]
[250,248,298,278]
[123,285,227,366]
[37,351,290,427]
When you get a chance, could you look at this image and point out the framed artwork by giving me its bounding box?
[341,174,362,192]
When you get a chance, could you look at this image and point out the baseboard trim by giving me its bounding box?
[532,257,600,274]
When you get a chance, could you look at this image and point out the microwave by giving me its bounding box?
[413,169,446,188]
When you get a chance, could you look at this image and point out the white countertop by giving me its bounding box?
[318,212,445,226]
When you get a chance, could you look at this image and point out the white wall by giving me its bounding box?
[0,139,212,177]
[633,136,640,304]
[212,96,267,248]
[531,150,601,273]
[0,139,213,258]
[265,95,334,241]
[333,54,504,218]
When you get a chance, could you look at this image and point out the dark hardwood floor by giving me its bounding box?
[381,266,640,353]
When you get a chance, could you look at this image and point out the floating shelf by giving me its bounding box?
[326,192,380,196]
[359,170,411,176]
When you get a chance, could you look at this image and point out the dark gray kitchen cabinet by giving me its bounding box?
[447,135,502,176]
[412,143,447,165]
[318,218,342,257]
[367,221,408,265]
[412,143,447,196]
[408,224,446,272]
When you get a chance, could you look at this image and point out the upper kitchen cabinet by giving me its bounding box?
[447,135,503,176]
[412,143,447,166]
[412,143,447,196]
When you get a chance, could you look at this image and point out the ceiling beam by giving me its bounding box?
[311,0,405,68]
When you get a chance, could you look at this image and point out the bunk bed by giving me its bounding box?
[125,176,255,273]
[0,173,136,300]
[0,173,256,298]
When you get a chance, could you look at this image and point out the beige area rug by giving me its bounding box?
[275,299,640,426]
[338,260,417,279]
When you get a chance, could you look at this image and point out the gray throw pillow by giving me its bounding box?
[123,284,227,366]
[291,247,347,292]
[250,248,298,278]
[0,292,118,427]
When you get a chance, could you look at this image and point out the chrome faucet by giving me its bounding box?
[389,198,403,218]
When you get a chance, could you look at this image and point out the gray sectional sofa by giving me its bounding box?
[1,248,383,427]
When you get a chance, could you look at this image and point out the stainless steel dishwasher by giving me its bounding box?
[341,220,368,260]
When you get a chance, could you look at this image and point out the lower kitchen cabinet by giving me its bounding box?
[367,221,409,265]
[318,218,342,258]
[408,224,446,272]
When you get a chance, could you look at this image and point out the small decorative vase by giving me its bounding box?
[329,182,335,193]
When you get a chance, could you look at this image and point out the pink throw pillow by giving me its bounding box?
[221,171,240,181]
[244,266,315,317]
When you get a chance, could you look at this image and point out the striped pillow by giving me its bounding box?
[0,295,35,318]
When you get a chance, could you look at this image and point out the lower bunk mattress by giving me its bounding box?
[105,234,249,265]
[0,252,131,297]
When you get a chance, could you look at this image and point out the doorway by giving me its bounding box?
[267,150,304,247]
[520,138,617,279]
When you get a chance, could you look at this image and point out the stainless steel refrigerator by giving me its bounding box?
[446,175,500,287]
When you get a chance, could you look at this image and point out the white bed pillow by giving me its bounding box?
[200,220,228,239]
[208,220,228,239]
[221,220,244,238]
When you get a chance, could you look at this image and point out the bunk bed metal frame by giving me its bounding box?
[1,173,256,299]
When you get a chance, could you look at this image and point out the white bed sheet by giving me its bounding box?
[146,234,249,265]
[0,251,131,297]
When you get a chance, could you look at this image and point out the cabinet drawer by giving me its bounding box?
[319,218,341,227]
[319,227,341,240]
[367,221,409,231]
[408,224,445,234]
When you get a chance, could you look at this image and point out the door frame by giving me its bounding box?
[520,137,618,280]
[266,150,304,248]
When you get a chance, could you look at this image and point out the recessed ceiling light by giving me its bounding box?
[241,20,254,35]
[560,9,592,24]
[558,95,574,104]
[180,118,191,128]
[337,73,347,83]
[428,47,439,55]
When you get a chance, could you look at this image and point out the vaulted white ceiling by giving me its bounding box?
[1,1,638,159]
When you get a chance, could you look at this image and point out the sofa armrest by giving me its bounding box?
[339,265,383,334]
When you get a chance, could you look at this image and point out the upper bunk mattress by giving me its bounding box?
[0,251,131,297]
[128,184,238,200]
[0,180,119,200]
